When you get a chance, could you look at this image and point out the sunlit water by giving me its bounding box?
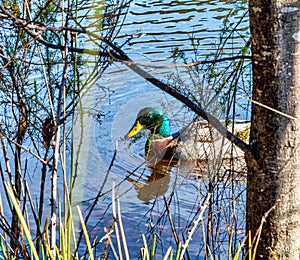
[73,0,249,258]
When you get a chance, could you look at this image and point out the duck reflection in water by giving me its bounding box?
[126,160,176,204]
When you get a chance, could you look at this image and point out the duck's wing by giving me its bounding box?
[174,121,250,161]
[146,136,178,166]
[174,121,212,160]
[147,121,251,164]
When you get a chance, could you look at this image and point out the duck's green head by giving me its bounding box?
[126,107,171,138]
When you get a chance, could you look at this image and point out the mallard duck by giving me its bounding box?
[126,107,250,166]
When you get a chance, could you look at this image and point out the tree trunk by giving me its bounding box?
[246,1,300,259]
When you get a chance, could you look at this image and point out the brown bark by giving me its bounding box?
[247,1,300,259]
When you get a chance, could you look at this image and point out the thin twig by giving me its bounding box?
[103,227,119,260]
[49,25,69,258]
[0,133,13,194]
[24,180,46,251]
[112,55,251,69]
[164,196,180,245]
[75,142,118,254]
[250,205,276,259]
[246,97,297,120]
[180,193,211,259]
[1,132,48,164]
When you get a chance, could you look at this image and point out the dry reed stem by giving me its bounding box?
[112,184,123,260]
[102,228,119,260]
[117,199,130,260]
[180,192,211,259]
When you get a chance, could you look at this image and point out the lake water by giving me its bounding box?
[73,0,250,258]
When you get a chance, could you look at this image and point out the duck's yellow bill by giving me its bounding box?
[127,120,144,138]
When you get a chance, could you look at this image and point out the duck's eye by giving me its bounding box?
[138,113,149,121]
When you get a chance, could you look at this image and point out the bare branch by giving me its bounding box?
[180,193,211,258]
[0,132,48,164]
[112,55,251,69]
[107,49,252,156]
[246,97,297,120]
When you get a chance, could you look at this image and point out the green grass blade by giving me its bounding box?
[233,242,243,260]
[5,182,39,260]
[175,243,181,260]
[0,235,8,260]
[150,235,156,260]
[60,221,67,260]
[77,206,94,260]
[142,234,149,260]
